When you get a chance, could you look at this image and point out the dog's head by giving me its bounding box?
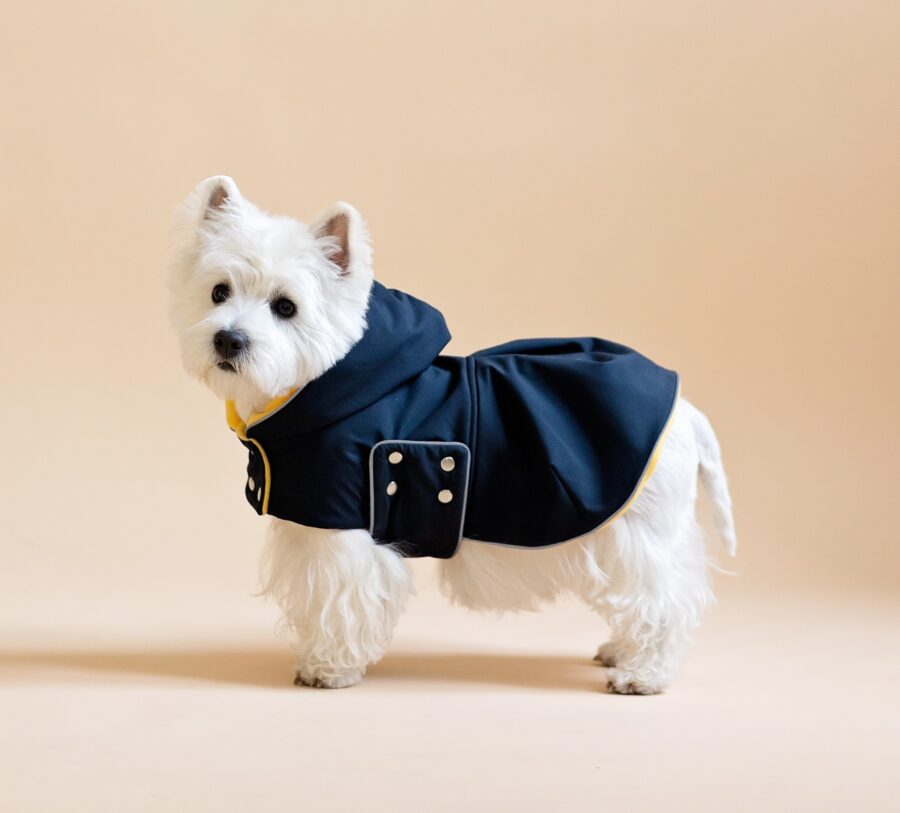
[168,176,373,410]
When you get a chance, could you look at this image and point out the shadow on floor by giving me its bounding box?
[0,646,605,692]
[371,651,602,691]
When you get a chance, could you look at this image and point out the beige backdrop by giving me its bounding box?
[1,2,898,811]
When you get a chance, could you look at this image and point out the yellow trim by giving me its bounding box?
[225,389,299,515]
[226,389,300,436]
[610,378,681,522]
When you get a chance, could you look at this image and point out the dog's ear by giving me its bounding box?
[310,202,372,278]
[170,176,244,277]
[198,175,243,221]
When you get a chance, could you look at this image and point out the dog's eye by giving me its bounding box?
[272,298,296,319]
[211,283,230,304]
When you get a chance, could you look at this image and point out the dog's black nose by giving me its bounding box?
[213,329,249,360]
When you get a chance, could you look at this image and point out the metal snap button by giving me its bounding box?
[388,451,403,464]
[440,456,455,472]
[438,489,453,504]
[386,481,398,496]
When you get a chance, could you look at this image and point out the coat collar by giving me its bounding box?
[226,282,452,440]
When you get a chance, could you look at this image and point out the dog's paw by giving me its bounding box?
[605,668,665,696]
[293,668,363,689]
[593,641,619,667]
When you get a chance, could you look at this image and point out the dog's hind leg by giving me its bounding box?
[260,520,412,688]
[585,401,715,694]
[592,506,713,694]
[593,639,623,667]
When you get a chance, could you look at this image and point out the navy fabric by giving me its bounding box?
[238,282,679,558]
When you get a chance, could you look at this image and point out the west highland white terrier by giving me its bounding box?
[168,176,736,694]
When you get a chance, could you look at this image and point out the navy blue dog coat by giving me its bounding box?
[227,282,679,558]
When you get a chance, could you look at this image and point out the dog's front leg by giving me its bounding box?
[260,519,412,688]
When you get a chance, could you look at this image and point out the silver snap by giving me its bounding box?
[388,451,403,464]
[438,489,453,504]
[248,477,256,491]
[440,456,455,472]
[386,481,398,496]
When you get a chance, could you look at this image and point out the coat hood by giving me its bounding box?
[245,282,452,439]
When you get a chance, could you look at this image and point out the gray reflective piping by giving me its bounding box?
[368,440,472,557]
[244,388,304,431]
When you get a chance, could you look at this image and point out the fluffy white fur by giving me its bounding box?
[169,176,736,694]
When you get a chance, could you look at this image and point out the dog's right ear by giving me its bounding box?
[172,175,245,237]
[197,175,243,221]
[169,176,243,283]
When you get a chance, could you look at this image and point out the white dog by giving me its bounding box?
[168,176,736,694]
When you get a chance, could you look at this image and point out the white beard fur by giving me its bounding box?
[170,176,737,695]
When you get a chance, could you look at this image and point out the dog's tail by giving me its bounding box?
[691,405,737,556]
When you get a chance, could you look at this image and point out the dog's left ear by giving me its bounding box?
[310,202,372,278]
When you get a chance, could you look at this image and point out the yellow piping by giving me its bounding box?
[225,389,299,515]
[606,378,681,523]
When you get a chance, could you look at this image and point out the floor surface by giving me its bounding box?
[2,565,898,812]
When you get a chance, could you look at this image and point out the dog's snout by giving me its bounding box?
[213,329,249,360]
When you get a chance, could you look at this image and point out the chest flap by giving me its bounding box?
[369,440,471,558]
